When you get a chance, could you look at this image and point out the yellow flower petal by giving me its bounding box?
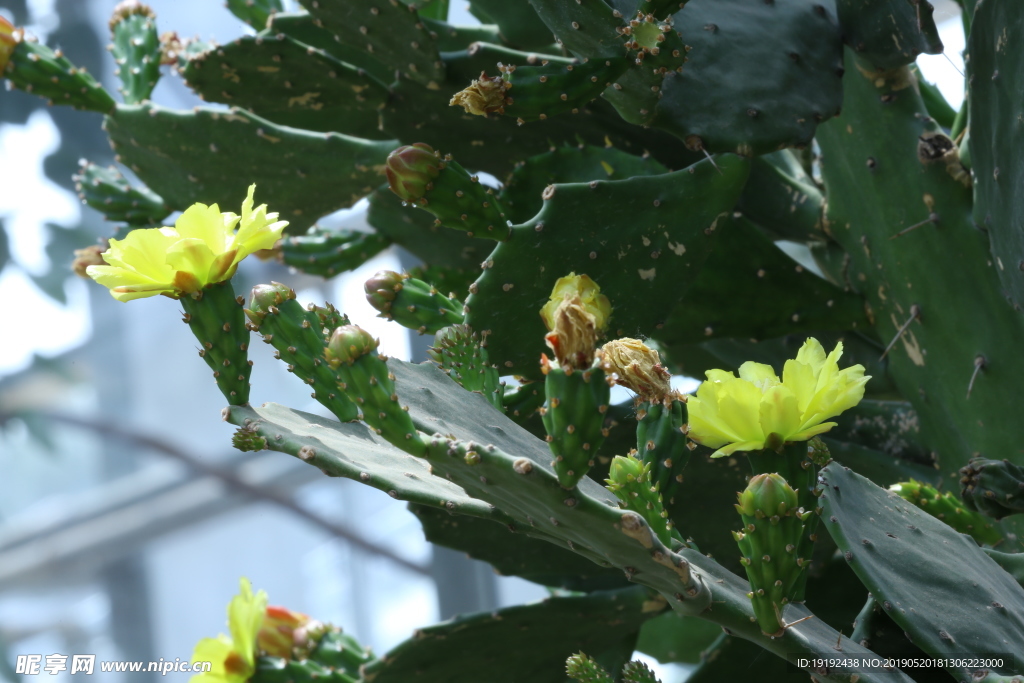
[540,273,612,332]
[738,361,779,387]
[228,578,267,671]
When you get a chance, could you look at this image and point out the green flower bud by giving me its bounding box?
[245,282,295,327]
[108,0,155,31]
[364,270,406,316]
[325,325,379,367]
[607,453,648,491]
[385,143,440,202]
[736,473,799,519]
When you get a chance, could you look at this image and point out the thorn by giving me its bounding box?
[880,304,921,360]
[942,52,964,77]
[890,212,939,239]
[773,603,816,633]
[966,355,986,399]
[701,147,722,175]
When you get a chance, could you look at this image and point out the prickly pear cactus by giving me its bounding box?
[12,0,1024,680]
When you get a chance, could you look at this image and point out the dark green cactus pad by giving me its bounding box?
[226,0,283,30]
[362,587,650,683]
[279,227,391,278]
[818,462,1024,678]
[422,17,506,51]
[633,611,721,664]
[500,57,631,122]
[367,188,493,269]
[73,161,169,226]
[968,0,1024,313]
[735,150,824,242]
[816,54,1024,476]
[427,324,502,409]
[225,360,922,679]
[296,0,444,87]
[109,6,161,104]
[182,34,390,139]
[830,399,929,465]
[465,154,750,377]
[499,144,669,225]
[406,263,478,301]
[656,215,868,346]
[527,0,627,59]
[961,458,1024,521]
[635,400,689,508]
[309,628,375,677]
[652,0,844,155]
[4,37,117,113]
[104,103,397,233]
[821,437,940,488]
[410,503,630,591]
[252,657,355,683]
[180,281,251,405]
[267,12,394,84]
[543,366,611,489]
[836,0,943,70]
[467,0,554,50]
[985,549,1024,590]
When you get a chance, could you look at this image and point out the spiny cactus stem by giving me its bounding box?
[889,212,939,240]
[879,303,921,360]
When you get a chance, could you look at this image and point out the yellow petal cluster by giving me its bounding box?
[190,578,267,683]
[88,185,287,302]
[686,338,870,458]
[540,273,612,333]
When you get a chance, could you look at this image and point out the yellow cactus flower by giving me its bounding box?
[87,185,287,302]
[540,273,612,333]
[686,338,870,458]
[190,578,267,683]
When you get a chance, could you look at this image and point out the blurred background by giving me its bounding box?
[0,0,967,680]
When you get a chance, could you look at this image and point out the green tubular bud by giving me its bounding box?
[891,479,1004,546]
[386,143,441,203]
[180,280,251,405]
[635,400,689,507]
[73,161,169,226]
[109,0,161,104]
[490,57,631,124]
[365,270,465,334]
[605,453,674,546]
[734,472,810,636]
[565,652,614,683]
[325,326,422,452]
[232,425,267,452]
[961,457,1024,521]
[245,284,359,422]
[427,324,501,410]
[541,360,611,489]
[621,660,662,683]
[3,30,116,112]
[386,144,510,241]
[308,629,375,677]
[279,228,392,278]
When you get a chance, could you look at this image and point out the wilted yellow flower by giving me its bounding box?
[544,296,598,371]
[686,338,869,458]
[601,337,673,402]
[87,184,287,302]
[540,273,611,333]
[190,578,267,683]
[449,71,508,116]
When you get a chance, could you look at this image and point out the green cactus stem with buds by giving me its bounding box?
[365,270,465,335]
[426,324,502,411]
[180,281,251,406]
[890,480,1004,547]
[109,0,161,104]
[961,458,1024,521]
[605,453,675,546]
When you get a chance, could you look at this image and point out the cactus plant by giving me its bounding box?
[11,0,1024,681]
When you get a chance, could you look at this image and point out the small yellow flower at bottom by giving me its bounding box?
[686,337,870,458]
[189,578,267,683]
[87,185,287,302]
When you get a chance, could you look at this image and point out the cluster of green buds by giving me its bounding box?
[605,453,675,546]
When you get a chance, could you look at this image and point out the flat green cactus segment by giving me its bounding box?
[816,54,1024,475]
[501,57,631,122]
[656,216,868,346]
[890,479,1004,547]
[407,264,477,300]
[465,154,750,378]
[635,401,689,509]
[361,587,651,683]
[4,37,117,113]
[110,10,161,104]
[634,610,721,664]
[499,145,668,225]
[182,34,390,139]
[961,458,1024,521]
[527,0,627,59]
[421,18,504,51]
[181,281,250,405]
[652,0,844,155]
[817,462,1024,678]
[984,549,1024,590]
[427,325,502,409]
[409,503,630,591]
[830,399,929,464]
[279,227,391,278]
[104,103,397,233]
[820,438,939,488]
[968,0,1024,312]
[544,367,611,489]
[73,161,169,226]
[252,657,356,683]
[600,21,689,128]
[735,150,824,242]
[295,0,444,87]
[310,629,375,676]
[227,0,283,29]
[367,188,493,269]
[223,401,503,519]
[467,0,554,50]
[267,12,394,84]
[836,0,943,70]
